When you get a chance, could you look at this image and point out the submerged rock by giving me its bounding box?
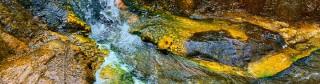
[99,64,133,84]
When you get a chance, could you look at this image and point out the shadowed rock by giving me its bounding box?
[0,0,106,83]
[186,25,285,67]
[124,0,320,21]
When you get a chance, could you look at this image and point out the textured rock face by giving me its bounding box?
[0,38,91,83]
[0,0,106,83]
[0,0,47,43]
[0,29,91,83]
[129,12,320,78]
[186,27,284,67]
[0,40,11,58]
[1,0,319,83]
[130,14,285,67]
[18,0,68,31]
[124,0,320,21]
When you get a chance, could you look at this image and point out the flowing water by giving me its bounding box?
[69,0,320,83]
[70,0,223,83]
[70,0,144,83]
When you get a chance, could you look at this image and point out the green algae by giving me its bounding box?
[129,12,320,78]
[100,63,134,84]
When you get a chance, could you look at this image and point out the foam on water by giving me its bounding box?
[93,23,143,84]
[78,0,144,83]
[68,0,144,83]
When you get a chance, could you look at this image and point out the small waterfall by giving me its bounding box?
[69,0,225,83]
[70,0,144,83]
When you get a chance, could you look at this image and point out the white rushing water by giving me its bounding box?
[71,0,144,83]
[69,0,320,83]
[93,23,143,84]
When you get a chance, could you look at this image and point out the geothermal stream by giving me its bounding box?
[81,0,143,83]
[72,0,207,83]
[69,0,320,83]
[0,0,320,83]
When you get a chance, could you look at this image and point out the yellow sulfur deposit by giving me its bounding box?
[67,7,91,32]
[175,17,249,41]
[158,35,174,50]
[133,15,249,56]
[248,53,293,77]
[130,12,320,78]
[99,64,130,84]
[193,58,250,77]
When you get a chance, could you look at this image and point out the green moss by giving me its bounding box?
[129,11,320,78]
[260,74,273,78]
[122,0,179,16]
[100,63,133,84]
[130,13,248,55]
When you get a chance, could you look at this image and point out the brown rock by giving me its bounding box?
[117,0,126,10]
[0,0,47,42]
[176,0,196,14]
[0,30,29,54]
[125,0,320,21]
[0,0,106,83]
[0,31,94,83]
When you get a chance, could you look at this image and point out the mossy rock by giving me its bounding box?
[100,64,133,84]
[129,12,320,78]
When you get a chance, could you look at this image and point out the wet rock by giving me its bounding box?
[0,32,106,83]
[0,29,107,83]
[0,30,29,54]
[0,0,47,42]
[248,53,293,77]
[129,13,320,78]
[17,0,90,35]
[131,13,285,67]
[227,13,320,47]
[0,0,106,83]
[0,33,90,83]
[67,8,91,36]
[122,0,180,15]
[0,40,12,59]
[18,0,68,31]
[255,51,320,83]
[117,0,126,10]
[116,43,251,83]
[175,0,196,14]
[130,14,249,56]
[99,64,133,84]
[186,26,284,67]
[68,34,108,72]
[124,0,320,21]
[246,35,320,78]
[69,0,124,42]
[129,14,249,77]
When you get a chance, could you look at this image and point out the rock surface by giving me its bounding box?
[130,13,285,67]
[123,0,320,21]
[1,0,319,83]
[129,12,320,78]
[18,0,68,31]
[0,0,106,83]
